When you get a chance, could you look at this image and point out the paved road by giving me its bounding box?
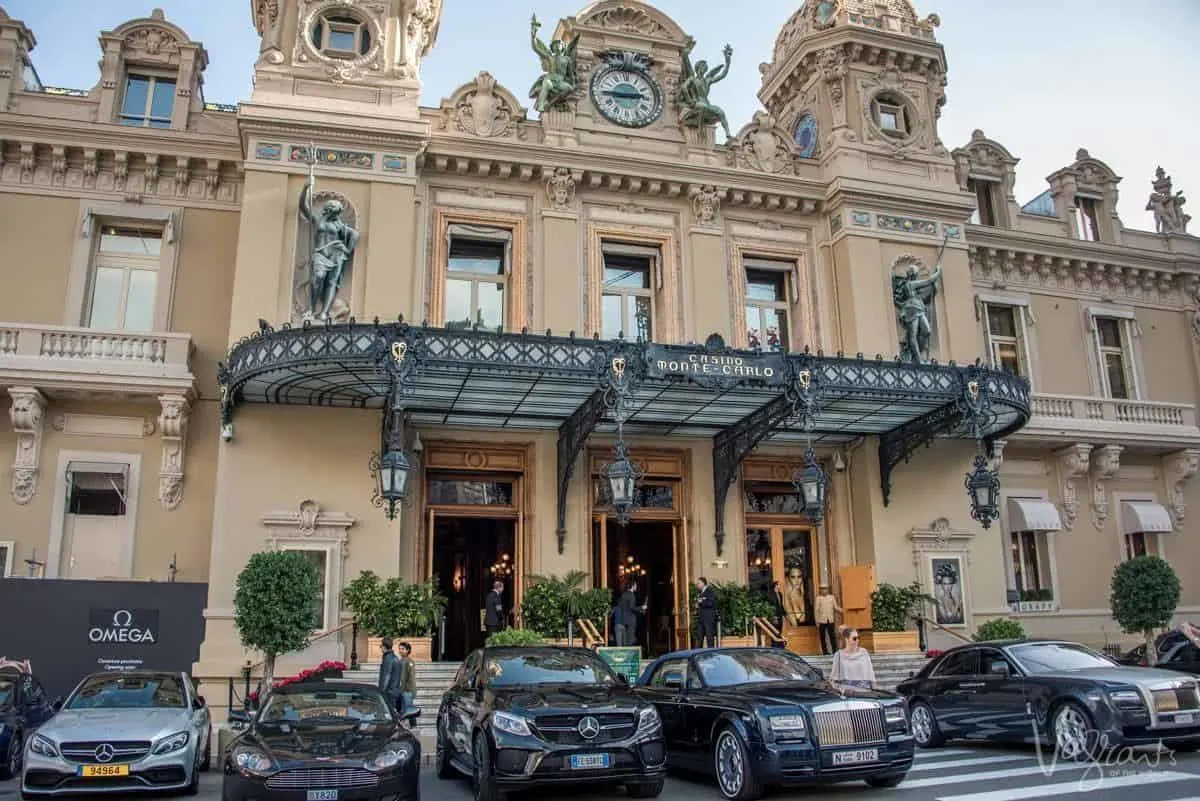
[2,743,1199,800]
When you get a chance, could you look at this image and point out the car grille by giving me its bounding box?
[265,768,381,790]
[534,713,637,745]
[1151,684,1200,713]
[812,705,885,746]
[60,741,152,764]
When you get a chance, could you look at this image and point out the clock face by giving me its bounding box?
[794,114,818,158]
[590,65,663,128]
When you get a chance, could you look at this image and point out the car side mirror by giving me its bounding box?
[989,662,1010,677]
[51,697,64,712]
[401,708,421,725]
[663,676,683,691]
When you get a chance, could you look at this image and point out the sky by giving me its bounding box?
[6,0,1198,230]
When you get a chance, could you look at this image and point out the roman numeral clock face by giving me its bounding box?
[590,65,663,128]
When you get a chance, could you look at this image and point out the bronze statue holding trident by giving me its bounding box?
[528,14,581,113]
[893,234,948,364]
[678,44,733,140]
[298,144,359,322]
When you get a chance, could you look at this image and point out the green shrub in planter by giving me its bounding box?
[973,618,1026,642]
[1110,555,1181,666]
[712,583,776,636]
[578,587,614,630]
[486,629,545,647]
[870,582,931,632]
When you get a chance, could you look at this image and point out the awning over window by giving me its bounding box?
[1120,501,1175,534]
[1007,498,1063,532]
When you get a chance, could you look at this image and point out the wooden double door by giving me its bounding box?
[745,525,819,630]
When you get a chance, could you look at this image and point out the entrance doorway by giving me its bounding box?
[430,516,516,661]
[746,526,817,627]
[593,520,677,656]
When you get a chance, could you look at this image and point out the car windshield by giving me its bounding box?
[486,651,618,687]
[67,674,187,709]
[1009,642,1116,673]
[0,677,13,706]
[259,688,393,726]
[694,650,821,687]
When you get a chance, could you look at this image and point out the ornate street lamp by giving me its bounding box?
[370,385,413,520]
[964,451,1001,529]
[603,439,643,526]
[791,447,830,525]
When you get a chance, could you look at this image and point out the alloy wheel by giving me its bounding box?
[7,732,21,777]
[472,737,486,801]
[911,704,933,745]
[715,731,745,799]
[1054,705,1091,760]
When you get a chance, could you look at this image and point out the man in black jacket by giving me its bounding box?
[616,581,640,647]
[377,637,401,713]
[696,577,717,648]
[485,580,506,634]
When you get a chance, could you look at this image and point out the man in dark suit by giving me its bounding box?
[617,581,640,647]
[696,577,717,648]
[485,580,506,634]
[377,637,401,713]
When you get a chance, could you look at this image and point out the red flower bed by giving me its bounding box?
[248,660,347,706]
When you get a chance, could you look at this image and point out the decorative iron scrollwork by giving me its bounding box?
[372,324,425,400]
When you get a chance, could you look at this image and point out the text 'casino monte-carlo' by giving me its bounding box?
[0,0,1197,694]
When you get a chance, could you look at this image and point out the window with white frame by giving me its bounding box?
[283,547,331,631]
[119,74,175,128]
[85,225,163,332]
[1071,196,1101,242]
[1092,315,1137,400]
[445,233,509,332]
[743,258,794,353]
[0,541,13,578]
[601,244,657,342]
[982,303,1026,377]
[1008,530,1052,601]
[310,13,373,59]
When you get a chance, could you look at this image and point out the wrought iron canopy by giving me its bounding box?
[218,321,1031,551]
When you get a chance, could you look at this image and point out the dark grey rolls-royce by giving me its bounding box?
[896,639,1200,758]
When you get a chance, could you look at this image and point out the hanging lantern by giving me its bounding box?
[964,452,1001,529]
[791,447,829,525]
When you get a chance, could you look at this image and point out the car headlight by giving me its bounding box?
[366,741,416,772]
[885,705,907,722]
[31,734,59,758]
[768,714,807,738]
[491,711,532,737]
[232,746,274,775]
[152,731,190,755]
[637,706,662,734]
[1108,689,1146,711]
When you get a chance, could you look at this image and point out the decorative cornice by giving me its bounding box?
[908,517,974,564]
[1162,448,1200,524]
[1055,443,1092,531]
[8,387,46,505]
[1090,444,1122,530]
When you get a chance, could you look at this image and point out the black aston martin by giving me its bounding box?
[223,681,421,801]
[896,639,1200,758]
[634,648,913,800]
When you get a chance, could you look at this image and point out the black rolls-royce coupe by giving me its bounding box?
[1118,630,1200,676]
[223,681,421,801]
[634,648,912,801]
[435,646,666,801]
[896,639,1200,758]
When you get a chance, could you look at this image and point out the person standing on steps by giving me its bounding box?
[377,637,401,714]
[617,580,640,647]
[485,580,506,636]
[815,584,843,655]
[397,641,416,716]
[696,577,718,648]
[831,627,876,691]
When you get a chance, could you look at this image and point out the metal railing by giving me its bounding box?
[750,616,784,647]
[243,619,360,676]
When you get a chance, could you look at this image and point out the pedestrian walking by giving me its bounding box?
[831,627,876,690]
[696,577,717,648]
[397,641,416,716]
[485,580,506,635]
[815,584,843,655]
[377,637,401,714]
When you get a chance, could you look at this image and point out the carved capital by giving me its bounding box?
[157,394,190,510]
[1162,448,1200,524]
[9,387,46,505]
[988,439,1007,472]
[544,166,577,211]
[689,184,725,226]
[1090,444,1122,530]
[1055,443,1092,531]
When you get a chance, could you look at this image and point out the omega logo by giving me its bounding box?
[577,716,600,739]
[88,609,156,644]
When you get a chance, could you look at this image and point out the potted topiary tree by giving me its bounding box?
[343,571,389,663]
[378,579,447,662]
[865,582,930,652]
[233,550,322,691]
[1110,555,1181,666]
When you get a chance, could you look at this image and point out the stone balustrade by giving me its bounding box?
[1021,392,1199,447]
[0,323,195,397]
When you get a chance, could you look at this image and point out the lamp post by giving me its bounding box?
[600,356,643,526]
[791,447,830,525]
[964,451,1000,529]
[371,385,413,520]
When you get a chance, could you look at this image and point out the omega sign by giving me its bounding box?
[88,609,159,645]
[645,345,786,385]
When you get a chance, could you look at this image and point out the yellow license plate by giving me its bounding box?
[79,764,130,778]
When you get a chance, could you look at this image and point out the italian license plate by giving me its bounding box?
[1174,713,1194,725]
[79,764,130,778]
[306,792,338,801]
[568,754,610,770]
[832,748,879,766]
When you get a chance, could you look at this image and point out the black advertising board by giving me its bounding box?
[0,579,207,700]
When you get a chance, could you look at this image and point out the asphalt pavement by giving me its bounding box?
[2,743,1199,800]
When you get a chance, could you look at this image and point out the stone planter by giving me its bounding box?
[861,630,921,653]
[365,636,433,662]
[720,635,757,648]
[366,636,393,662]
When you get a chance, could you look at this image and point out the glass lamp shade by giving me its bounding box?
[792,449,829,524]
[378,448,411,502]
[604,457,637,508]
[964,453,1001,529]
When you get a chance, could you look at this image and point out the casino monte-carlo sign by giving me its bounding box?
[645,344,787,386]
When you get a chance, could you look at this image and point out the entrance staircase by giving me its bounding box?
[342,650,930,752]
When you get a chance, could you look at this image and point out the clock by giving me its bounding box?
[794,113,818,158]
[590,56,663,128]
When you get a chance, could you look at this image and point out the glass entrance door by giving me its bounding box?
[592,516,681,656]
[745,526,817,628]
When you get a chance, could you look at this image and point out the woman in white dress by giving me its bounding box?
[830,627,877,690]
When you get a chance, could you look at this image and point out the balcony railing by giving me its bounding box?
[0,323,195,396]
[1018,392,1200,447]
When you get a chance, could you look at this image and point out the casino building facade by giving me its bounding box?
[0,0,1198,681]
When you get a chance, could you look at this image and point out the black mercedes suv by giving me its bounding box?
[435,646,666,801]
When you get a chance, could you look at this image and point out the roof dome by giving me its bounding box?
[771,1,927,65]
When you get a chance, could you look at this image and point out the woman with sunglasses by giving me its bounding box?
[830,626,877,690]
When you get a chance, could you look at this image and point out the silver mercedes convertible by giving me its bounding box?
[21,670,212,797]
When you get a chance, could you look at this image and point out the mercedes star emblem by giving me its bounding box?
[94,744,115,763]
[577,716,601,739]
